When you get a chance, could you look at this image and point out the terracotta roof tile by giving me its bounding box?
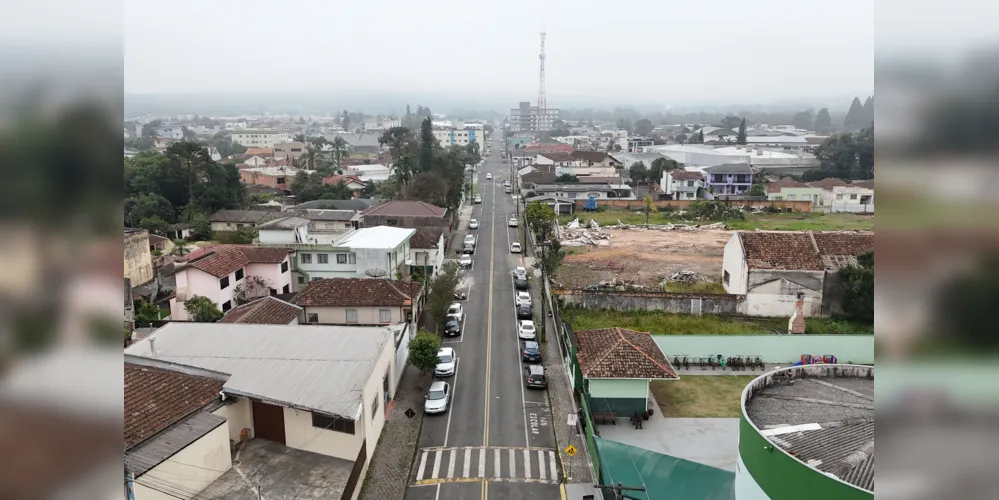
[124,363,225,448]
[668,170,704,181]
[185,245,290,278]
[738,231,874,270]
[361,200,447,217]
[575,328,677,379]
[539,152,575,162]
[570,150,611,163]
[411,227,446,249]
[244,147,274,156]
[292,277,422,307]
[219,296,302,324]
[807,177,849,190]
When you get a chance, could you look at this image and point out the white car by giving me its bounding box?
[464,234,476,247]
[510,242,522,253]
[504,180,511,187]
[424,381,451,414]
[473,194,482,204]
[486,173,493,180]
[448,302,464,318]
[518,320,537,340]
[459,254,472,269]
[508,217,518,227]
[469,219,479,229]
[514,266,527,278]
[516,291,531,307]
[435,347,456,377]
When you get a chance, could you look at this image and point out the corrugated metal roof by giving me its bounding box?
[125,411,227,477]
[124,324,392,419]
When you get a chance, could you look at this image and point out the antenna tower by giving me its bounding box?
[536,30,547,139]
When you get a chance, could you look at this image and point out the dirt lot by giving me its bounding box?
[556,227,731,289]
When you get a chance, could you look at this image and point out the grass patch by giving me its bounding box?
[651,376,755,418]
[567,307,872,335]
[558,211,874,232]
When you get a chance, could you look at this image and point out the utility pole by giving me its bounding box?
[595,482,647,500]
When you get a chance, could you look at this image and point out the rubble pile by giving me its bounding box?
[559,219,613,247]
[663,270,712,284]
[606,221,729,231]
[585,278,650,292]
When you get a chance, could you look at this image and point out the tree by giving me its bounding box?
[649,157,679,184]
[216,226,258,244]
[419,118,435,172]
[424,261,462,334]
[792,110,814,130]
[719,116,741,129]
[839,252,873,324]
[843,97,866,131]
[812,127,873,180]
[171,239,192,257]
[331,136,350,171]
[525,201,556,240]
[404,172,449,207]
[341,110,351,131]
[628,161,649,185]
[190,215,212,241]
[749,182,766,196]
[183,296,223,322]
[124,192,175,228]
[862,96,874,126]
[674,133,688,144]
[141,119,162,139]
[537,238,565,288]
[814,108,832,132]
[736,117,747,145]
[634,118,654,137]
[294,133,307,143]
[134,301,165,327]
[407,329,442,389]
[555,173,579,183]
[138,215,169,234]
[181,126,197,140]
[232,275,272,305]
[643,194,658,225]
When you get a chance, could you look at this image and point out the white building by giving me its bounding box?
[230,130,291,148]
[345,164,392,183]
[433,126,485,149]
[830,184,874,213]
[155,125,184,140]
[661,170,704,200]
[363,117,401,133]
[644,144,819,175]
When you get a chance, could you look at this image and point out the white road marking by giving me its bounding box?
[463,447,471,477]
[513,275,531,447]
[508,449,515,478]
[417,451,428,480]
[538,450,547,480]
[447,449,456,478]
[442,358,459,447]
[494,448,501,479]
[432,450,442,479]
[549,451,557,480]
[478,447,486,477]
[523,449,532,479]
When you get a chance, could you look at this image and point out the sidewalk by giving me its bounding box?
[357,364,426,500]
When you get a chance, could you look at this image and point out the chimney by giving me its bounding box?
[149,338,156,356]
[788,292,806,334]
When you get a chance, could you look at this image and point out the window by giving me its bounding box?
[687,180,695,187]
[281,261,289,273]
[307,313,318,323]
[219,276,230,289]
[346,309,358,323]
[379,309,391,323]
[297,276,305,284]
[276,177,285,184]
[337,254,348,264]
[387,219,398,226]
[317,253,329,264]
[371,394,380,421]
[282,284,290,294]
[836,194,844,200]
[222,300,232,312]
[300,253,312,263]
[235,268,244,281]
[850,194,858,200]
[723,270,731,285]
[349,254,356,264]
[311,412,355,435]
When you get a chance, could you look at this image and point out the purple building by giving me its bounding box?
[704,163,753,196]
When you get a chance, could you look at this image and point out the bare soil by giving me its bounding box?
[556,228,731,289]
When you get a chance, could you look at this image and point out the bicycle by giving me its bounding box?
[699,356,707,370]
[751,356,764,371]
[682,356,690,370]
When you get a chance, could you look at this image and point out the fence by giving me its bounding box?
[555,289,743,316]
[653,335,875,365]
[574,198,813,212]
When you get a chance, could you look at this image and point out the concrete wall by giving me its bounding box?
[722,234,748,294]
[125,230,154,286]
[572,199,813,212]
[247,259,293,295]
[588,379,650,416]
[653,335,875,364]
[556,289,743,316]
[284,406,363,461]
[212,397,254,443]
[132,423,231,500]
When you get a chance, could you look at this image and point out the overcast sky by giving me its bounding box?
[121,0,880,105]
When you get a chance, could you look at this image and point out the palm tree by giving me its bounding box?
[171,239,192,257]
[302,144,318,170]
[332,136,350,171]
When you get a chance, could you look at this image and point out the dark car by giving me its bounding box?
[521,341,542,363]
[516,303,533,320]
[523,364,547,389]
[514,275,528,290]
[462,243,475,254]
[444,316,461,337]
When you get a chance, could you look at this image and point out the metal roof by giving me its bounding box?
[125,323,393,420]
[125,411,227,477]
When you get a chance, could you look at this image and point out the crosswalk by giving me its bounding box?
[413,446,560,485]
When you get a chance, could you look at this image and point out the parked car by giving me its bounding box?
[515,291,531,306]
[514,274,528,290]
[486,173,493,180]
[510,242,521,253]
[517,303,533,320]
[463,243,475,254]
[444,315,462,337]
[504,180,511,187]
[464,234,476,248]
[521,340,542,362]
[448,303,464,318]
[523,364,547,389]
[504,186,512,194]
[474,194,482,204]
[424,381,451,414]
[514,266,527,278]
[518,320,537,340]
[508,217,518,227]
[435,347,456,377]
[469,219,479,229]
[459,254,472,269]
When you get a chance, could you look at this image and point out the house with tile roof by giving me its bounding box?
[722,231,874,317]
[293,277,422,328]
[219,295,302,324]
[209,209,281,232]
[569,150,621,167]
[408,227,447,277]
[767,177,874,212]
[360,200,450,229]
[575,327,678,417]
[167,245,293,320]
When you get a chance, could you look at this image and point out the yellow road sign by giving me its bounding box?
[564,445,578,457]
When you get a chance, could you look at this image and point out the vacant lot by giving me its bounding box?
[651,376,755,418]
[568,307,874,335]
[558,211,874,232]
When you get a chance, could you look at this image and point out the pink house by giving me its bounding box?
[169,245,294,320]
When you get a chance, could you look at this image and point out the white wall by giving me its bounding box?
[301,305,407,325]
[284,406,364,461]
[212,397,254,443]
[722,234,748,294]
[132,424,231,500]
[745,292,821,317]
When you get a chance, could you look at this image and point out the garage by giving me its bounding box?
[251,400,286,445]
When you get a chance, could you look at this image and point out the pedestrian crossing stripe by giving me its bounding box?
[413,446,560,485]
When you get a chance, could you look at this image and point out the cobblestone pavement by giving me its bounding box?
[358,364,426,500]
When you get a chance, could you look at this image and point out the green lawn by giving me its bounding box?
[567,307,873,335]
[557,211,874,232]
[651,376,755,418]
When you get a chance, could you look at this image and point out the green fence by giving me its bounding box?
[654,334,874,365]
[578,391,601,483]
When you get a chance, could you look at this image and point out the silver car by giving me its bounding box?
[424,381,451,414]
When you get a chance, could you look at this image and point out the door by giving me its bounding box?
[251,400,286,445]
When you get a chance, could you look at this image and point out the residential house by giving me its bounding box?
[363,117,401,133]
[154,125,184,139]
[575,327,678,416]
[660,170,704,200]
[345,164,392,183]
[124,362,232,500]
[245,147,275,157]
[766,178,826,207]
[125,323,400,500]
[322,175,368,197]
[360,200,449,229]
[332,133,383,154]
[242,155,268,167]
[767,178,874,212]
[409,226,446,277]
[532,183,636,201]
[293,277,422,327]
[125,228,154,286]
[153,137,174,151]
[230,130,290,149]
[722,231,874,317]
[286,209,361,232]
[555,165,619,178]
[205,146,222,161]
[148,233,169,255]
[523,194,574,215]
[522,140,574,154]
[293,198,381,211]
[617,136,654,153]
[646,144,819,175]
[210,209,281,232]
[570,150,622,167]
[535,152,580,167]
[239,166,300,190]
[703,163,753,197]
[274,142,307,162]
[830,180,874,213]
[124,147,139,157]
[219,295,302,324]
[168,245,293,319]
[520,168,557,189]
[164,222,194,241]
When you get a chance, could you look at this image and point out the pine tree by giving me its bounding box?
[815,108,832,133]
[419,118,435,172]
[698,129,705,143]
[736,118,747,145]
[843,97,865,131]
[862,96,874,126]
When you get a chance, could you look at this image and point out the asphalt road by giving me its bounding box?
[405,134,561,500]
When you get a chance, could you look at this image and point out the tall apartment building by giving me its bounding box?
[433,123,485,149]
[509,101,560,132]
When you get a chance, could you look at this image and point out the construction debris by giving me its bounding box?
[605,221,729,231]
[556,218,728,247]
[586,278,650,292]
[664,270,712,283]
